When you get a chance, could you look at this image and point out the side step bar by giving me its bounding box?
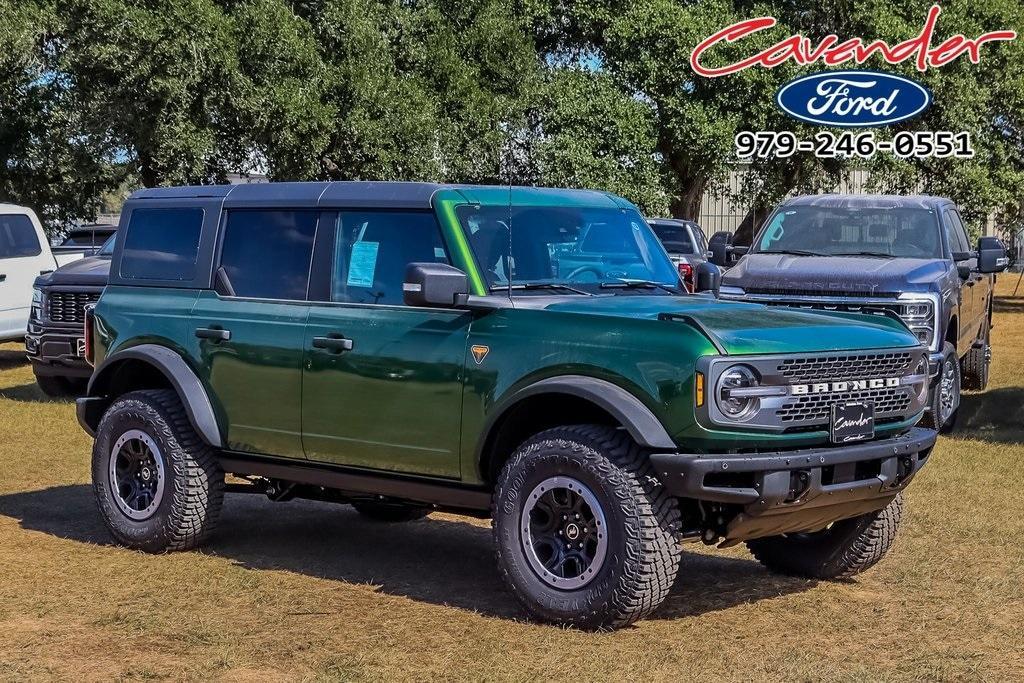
[218,454,492,514]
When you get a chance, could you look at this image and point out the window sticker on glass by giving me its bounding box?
[434,246,446,260]
[347,241,379,287]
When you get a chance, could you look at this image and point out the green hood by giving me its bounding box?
[541,295,918,355]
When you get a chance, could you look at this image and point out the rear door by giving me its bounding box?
[190,209,319,458]
[0,211,56,340]
[301,210,469,478]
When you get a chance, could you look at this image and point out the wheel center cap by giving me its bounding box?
[141,467,152,482]
[564,523,581,541]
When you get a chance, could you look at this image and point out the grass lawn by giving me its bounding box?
[1,277,1022,681]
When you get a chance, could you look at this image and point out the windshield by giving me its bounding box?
[754,206,942,259]
[458,205,679,294]
[650,222,697,255]
[98,234,116,256]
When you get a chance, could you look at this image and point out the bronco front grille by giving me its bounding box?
[777,352,913,383]
[778,386,913,423]
[47,290,100,324]
[700,348,927,432]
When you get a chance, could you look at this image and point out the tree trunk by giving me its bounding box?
[669,178,706,221]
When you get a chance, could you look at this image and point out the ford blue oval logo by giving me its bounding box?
[776,70,932,127]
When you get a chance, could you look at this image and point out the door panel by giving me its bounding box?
[191,290,309,457]
[300,208,469,477]
[186,208,320,458]
[943,210,976,354]
[302,305,470,477]
[0,213,52,339]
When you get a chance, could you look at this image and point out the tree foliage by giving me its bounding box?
[0,0,1021,233]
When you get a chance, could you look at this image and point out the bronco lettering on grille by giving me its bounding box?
[791,377,901,395]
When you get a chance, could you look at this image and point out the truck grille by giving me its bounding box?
[47,291,100,324]
[778,352,913,383]
[745,287,899,299]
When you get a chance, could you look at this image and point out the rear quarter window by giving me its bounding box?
[0,214,42,259]
[120,208,204,280]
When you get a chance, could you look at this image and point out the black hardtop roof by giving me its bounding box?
[128,181,622,210]
[780,194,954,210]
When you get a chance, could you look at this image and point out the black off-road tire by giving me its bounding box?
[746,494,903,580]
[960,322,990,391]
[34,372,86,398]
[92,389,224,553]
[920,342,959,433]
[352,501,431,522]
[493,425,681,630]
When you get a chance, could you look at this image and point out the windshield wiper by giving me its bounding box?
[762,249,825,256]
[490,282,593,296]
[829,251,896,259]
[598,278,680,295]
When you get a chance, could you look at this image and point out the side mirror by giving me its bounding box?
[977,236,1009,274]
[708,231,747,268]
[694,261,722,295]
[708,231,733,267]
[403,263,469,307]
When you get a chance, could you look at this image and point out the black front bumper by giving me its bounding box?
[25,323,91,378]
[649,428,936,542]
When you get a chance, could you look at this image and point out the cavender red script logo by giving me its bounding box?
[691,4,1016,78]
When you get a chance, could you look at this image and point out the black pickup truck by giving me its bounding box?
[712,195,1009,432]
[25,237,112,396]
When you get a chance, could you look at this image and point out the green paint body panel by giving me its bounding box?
[303,302,469,478]
[90,185,927,490]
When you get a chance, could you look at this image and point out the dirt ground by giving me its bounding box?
[1,278,1022,681]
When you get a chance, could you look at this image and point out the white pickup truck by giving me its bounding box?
[0,204,82,342]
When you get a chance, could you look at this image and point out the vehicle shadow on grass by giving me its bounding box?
[954,386,1024,444]
[0,348,28,371]
[0,382,74,404]
[0,485,816,624]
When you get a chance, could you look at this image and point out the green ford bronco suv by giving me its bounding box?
[77,182,936,629]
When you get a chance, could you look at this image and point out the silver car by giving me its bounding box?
[647,218,709,290]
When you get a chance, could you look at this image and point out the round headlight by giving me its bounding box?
[715,364,761,421]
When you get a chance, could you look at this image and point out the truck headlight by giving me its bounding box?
[31,287,43,319]
[715,364,761,420]
[898,298,935,348]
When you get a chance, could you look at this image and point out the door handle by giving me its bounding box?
[195,327,231,342]
[0,274,5,282]
[312,335,354,352]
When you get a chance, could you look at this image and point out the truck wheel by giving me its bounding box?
[493,425,681,630]
[352,501,430,522]
[960,323,990,391]
[34,373,85,398]
[746,494,903,579]
[920,342,959,433]
[92,389,224,553]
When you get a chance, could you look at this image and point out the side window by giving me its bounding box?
[329,211,449,305]
[943,210,970,254]
[0,214,42,258]
[120,208,204,280]
[219,210,318,300]
[951,210,973,250]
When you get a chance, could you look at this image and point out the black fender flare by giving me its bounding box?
[478,375,676,462]
[78,344,223,448]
